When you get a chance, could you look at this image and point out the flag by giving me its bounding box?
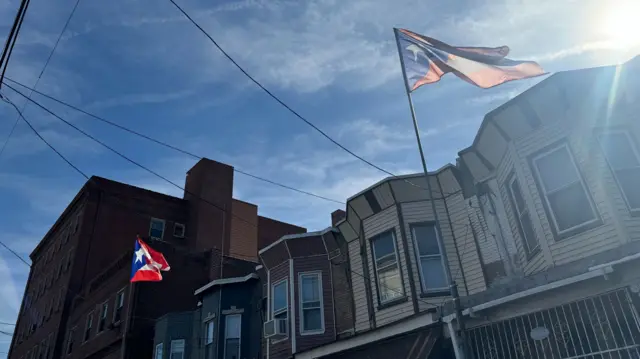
[395,28,545,91]
[130,237,171,283]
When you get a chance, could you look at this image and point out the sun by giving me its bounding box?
[601,1,640,48]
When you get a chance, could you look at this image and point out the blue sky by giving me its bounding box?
[0,0,638,353]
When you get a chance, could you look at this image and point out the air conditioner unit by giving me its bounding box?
[263,318,288,338]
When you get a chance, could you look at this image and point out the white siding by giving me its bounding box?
[362,206,413,326]
[347,240,370,333]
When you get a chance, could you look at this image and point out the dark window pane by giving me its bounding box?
[272,282,287,312]
[547,183,595,231]
[420,257,446,290]
[224,339,240,359]
[301,276,320,302]
[519,212,538,254]
[536,148,578,192]
[303,308,322,331]
[372,233,395,259]
[510,180,527,213]
[413,225,440,255]
[616,167,640,210]
[599,133,639,170]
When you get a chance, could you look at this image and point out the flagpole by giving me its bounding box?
[394,28,468,359]
[120,281,135,359]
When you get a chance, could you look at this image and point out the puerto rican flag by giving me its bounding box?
[130,237,171,282]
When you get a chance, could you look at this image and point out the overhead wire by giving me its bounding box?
[0,0,82,161]
[167,0,453,196]
[0,0,31,88]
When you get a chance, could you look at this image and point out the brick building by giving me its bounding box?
[7,158,306,359]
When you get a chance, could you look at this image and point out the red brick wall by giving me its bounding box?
[229,199,258,262]
[258,216,306,250]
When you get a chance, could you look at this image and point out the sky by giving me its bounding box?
[0,0,639,354]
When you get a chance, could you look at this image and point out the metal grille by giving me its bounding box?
[467,288,640,359]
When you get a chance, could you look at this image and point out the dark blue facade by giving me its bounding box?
[154,274,262,359]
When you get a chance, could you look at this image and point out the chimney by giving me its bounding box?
[331,209,346,227]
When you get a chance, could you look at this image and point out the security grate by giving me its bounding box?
[467,288,640,359]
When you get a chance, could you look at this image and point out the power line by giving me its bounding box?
[0,0,31,89]
[0,0,82,161]
[0,322,15,326]
[167,0,447,196]
[3,77,344,205]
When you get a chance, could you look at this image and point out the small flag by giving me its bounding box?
[395,28,545,91]
[130,237,171,282]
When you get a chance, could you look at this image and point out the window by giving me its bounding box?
[371,231,404,303]
[149,218,165,240]
[224,315,241,359]
[66,327,75,355]
[532,144,598,235]
[299,273,324,333]
[155,343,164,359]
[170,340,185,359]
[97,302,108,332]
[204,320,215,345]
[271,280,288,321]
[507,175,540,258]
[411,224,448,293]
[84,311,93,342]
[597,131,640,212]
[173,223,185,238]
[114,288,125,323]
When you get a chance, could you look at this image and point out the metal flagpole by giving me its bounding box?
[120,280,136,359]
[393,28,469,358]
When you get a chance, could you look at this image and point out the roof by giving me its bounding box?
[258,227,337,255]
[194,273,258,296]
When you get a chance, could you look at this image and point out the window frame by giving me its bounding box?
[173,223,185,238]
[223,314,241,359]
[410,222,449,296]
[298,272,325,335]
[170,339,185,359]
[97,301,108,333]
[530,141,601,240]
[596,130,640,214]
[113,287,126,323]
[155,343,164,359]
[149,218,166,240]
[204,319,215,346]
[84,311,93,342]
[505,173,541,259]
[369,230,405,307]
[271,278,289,339]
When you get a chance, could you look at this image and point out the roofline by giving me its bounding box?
[194,273,258,296]
[258,227,336,255]
[345,163,456,203]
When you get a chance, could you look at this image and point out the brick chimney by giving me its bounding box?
[331,209,346,227]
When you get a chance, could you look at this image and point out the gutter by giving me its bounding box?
[442,265,614,323]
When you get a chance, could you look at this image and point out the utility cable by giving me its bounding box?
[0,0,82,161]
[168,0,447,195]
[3,78,344,204]
[0,0,30,88]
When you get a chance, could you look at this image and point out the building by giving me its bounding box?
[298,56,640,359]
[7,158,306,359]
[153,258,261,359]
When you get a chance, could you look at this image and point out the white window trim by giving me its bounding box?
[149,218,166,240]
[531,143,599,236]
[298,272,325,335]
[173,223,185,238]
[507,176,540,256]
[113,287,126,323]
[271,278,289,340]
[84,311,93,343]
[596,130,640,212]
[170,339,185,359]
[223,314,242,359]
[370,231,404,303]
[155,343,164,359]
[410,224,448,294]
[96,301,108,334]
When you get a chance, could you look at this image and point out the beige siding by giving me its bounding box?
[513,109,624,266]
[373,183,395,209]
[619,120,640,242]
[362,206,413,326]
[347,240,370,333]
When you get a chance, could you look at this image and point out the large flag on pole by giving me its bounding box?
[130,237,171,282]
[394,28,545,91]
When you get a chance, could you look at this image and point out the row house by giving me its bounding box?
[8,158,306,359]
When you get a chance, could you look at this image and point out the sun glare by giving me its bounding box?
[601,1,640,48]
